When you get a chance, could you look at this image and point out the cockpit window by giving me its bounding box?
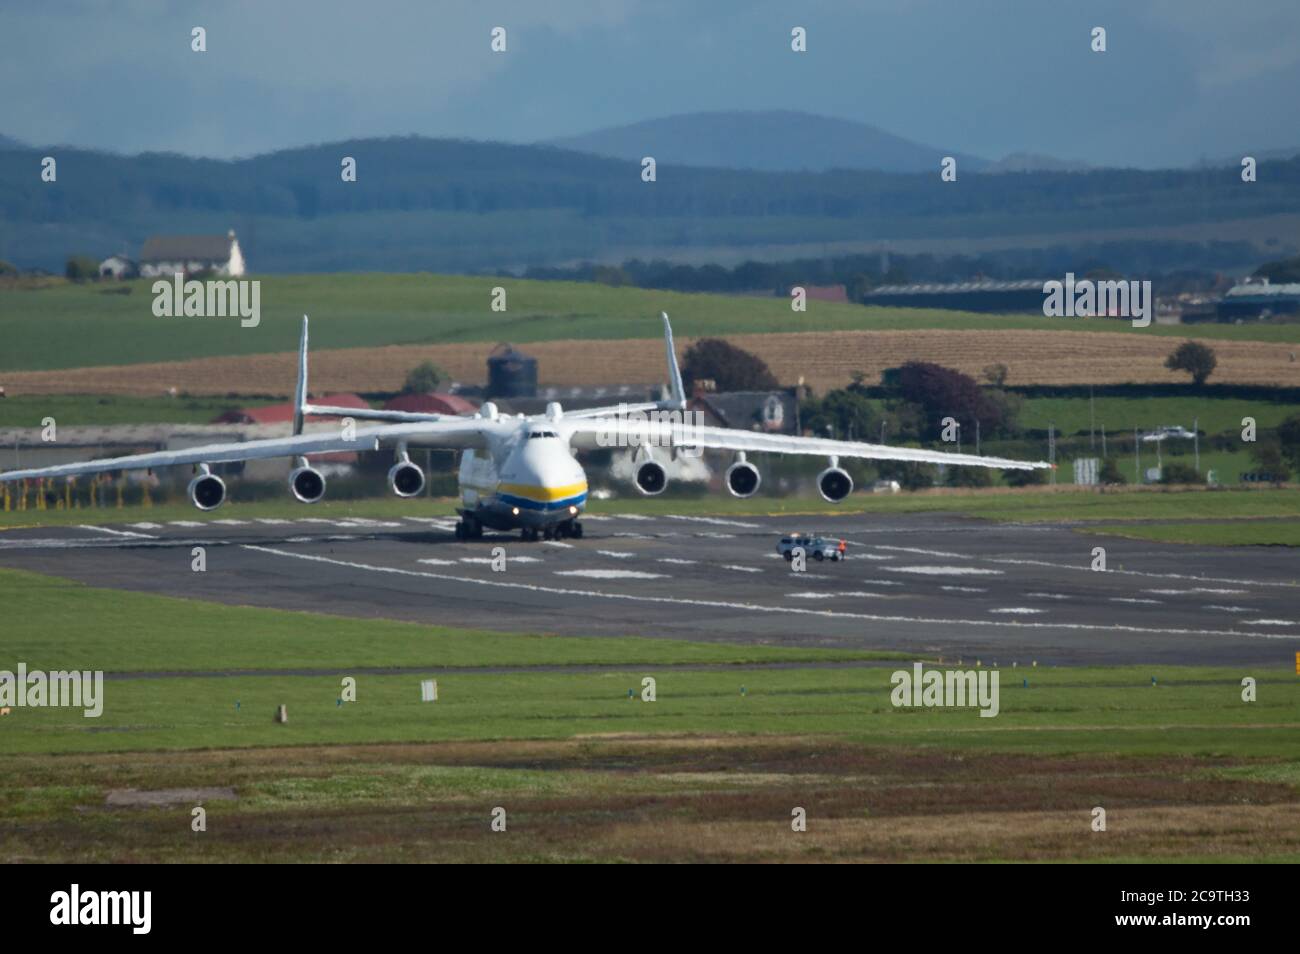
[528,431,559,439]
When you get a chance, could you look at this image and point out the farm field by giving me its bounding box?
[0,275,1296,383]
[3,327,1297,397]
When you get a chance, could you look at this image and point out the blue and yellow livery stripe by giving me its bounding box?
[495,480,588,512]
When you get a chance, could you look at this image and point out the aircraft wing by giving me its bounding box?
[564,417,1050,471]
[0,418,496,483]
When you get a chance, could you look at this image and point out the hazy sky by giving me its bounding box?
[2,0,1298,167]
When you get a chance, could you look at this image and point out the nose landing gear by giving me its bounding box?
[520,519,583,542]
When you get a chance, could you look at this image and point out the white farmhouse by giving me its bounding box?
[139,230,246,278]
[97,255,137,279]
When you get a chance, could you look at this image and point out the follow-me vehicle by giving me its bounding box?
[0,314,1050,540]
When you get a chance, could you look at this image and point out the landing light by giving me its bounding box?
[568,505,578,515]
[511,506,520,516]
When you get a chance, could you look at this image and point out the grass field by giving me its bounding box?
[1,563,1298,861]
[1020,395,1298,436]
[1,274,1296,374]
[0,394,273,428]
[0,567,893,674]
[1088,521,1300,547]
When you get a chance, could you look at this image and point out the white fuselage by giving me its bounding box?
[457,423,588,530]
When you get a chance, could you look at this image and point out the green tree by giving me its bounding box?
[1164,340,1217,386]
[1159,461,1201,484]
[802,389,877,442]
[1249,442,1290,483]
[65,255,99,282]
[402,360,445,393]
[1098,458,1127,485]
[1276,413,1300,472]
[681,338,778,392]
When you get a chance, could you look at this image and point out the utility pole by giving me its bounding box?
[880,420,887,444]
[1193,416,1200,474]
[1048,421,1056,484]
[1135,428,1140,483]
[1089,384,1095,452]
[1101,424,1107,459]
[975,418,981,456]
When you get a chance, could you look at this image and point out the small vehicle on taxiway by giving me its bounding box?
[776,533,847,562]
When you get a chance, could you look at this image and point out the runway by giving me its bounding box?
[1,510,1296,666]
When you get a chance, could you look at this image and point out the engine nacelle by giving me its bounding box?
[187,473,227,511]
[388,461,426,498]
[817,466,854,503]
[634,460,668,496]
[289,465,327,504]
[724,460,762,498]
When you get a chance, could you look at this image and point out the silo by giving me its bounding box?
[486,343,538,399]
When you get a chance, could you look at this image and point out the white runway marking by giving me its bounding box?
[721,564,764,573]
[610,513,654,521]
[940,585,986,593]
[1244,619,1296,626]
[295,518,336,524]
[555,568,667,580]
[417,557,457,566]
[860,579,905,586]
[168,521,205,528]
[212,519,249,526]
[694,532,736,539]
[1146,587,1249,596]
[255,518,292,525]
[598,550,637,559]
[612,532,652,539]
[127,522,163,529]
[886,565,1004,576]
[1204,605,1250,613]
[788,591,894,599]
[865,543,1298,589]
[1027,592,1071,600]
[78,525,155,539]
[1111,597,1162,605]
[241,546,1300,642]
[658,558,699,565]
[665,515,761,529]
[989,607,1045,615]
[543,540,574,549]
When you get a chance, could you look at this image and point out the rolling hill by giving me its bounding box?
[546,110,990,174]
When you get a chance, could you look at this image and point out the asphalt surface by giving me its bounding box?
[0,510,1296,666]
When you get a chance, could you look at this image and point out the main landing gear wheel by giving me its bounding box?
[520,527,540,542]
[454,517,482,540]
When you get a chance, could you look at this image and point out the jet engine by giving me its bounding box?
[724,459,762,498]
[388,460,426,498]
[187,473,226,511]
[634,460,668,496]
[289,465,327,504]
[817,466,854,502]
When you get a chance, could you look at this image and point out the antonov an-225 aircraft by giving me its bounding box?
[0,314,1049,541]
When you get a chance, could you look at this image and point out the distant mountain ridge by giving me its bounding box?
[0,133,1296,274]
[546,110,992,174]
